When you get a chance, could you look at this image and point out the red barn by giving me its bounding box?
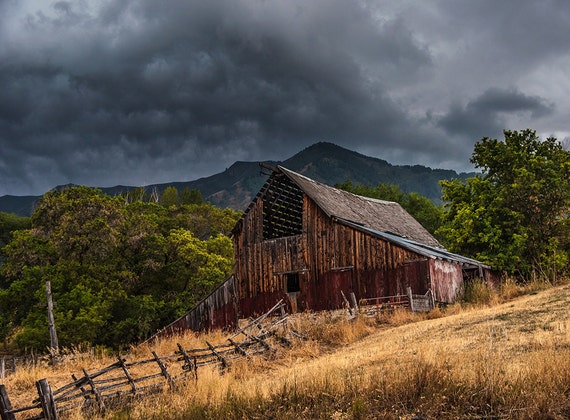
[149,165,491,339]
[232,166,491,318]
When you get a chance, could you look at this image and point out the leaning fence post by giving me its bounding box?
[36,379,58,420]
[341,290,353,316]
[428,289,435,310]
[83,368,106,414]
[0,384,16,420]
[206,341,228,371]
[152,351,175,390]
[117,357,137,394]
[71,373,91,401]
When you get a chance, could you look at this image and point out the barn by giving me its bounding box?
[149,165,491,339]
[232,165,491,319]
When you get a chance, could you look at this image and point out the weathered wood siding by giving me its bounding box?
[234,193,437,317]
[361,259,431,298]
[429,259,463,303]
[234,197,307,301]
[149,276,237,339]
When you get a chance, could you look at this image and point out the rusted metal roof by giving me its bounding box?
[338,217,490,271]
[278,166,442,248]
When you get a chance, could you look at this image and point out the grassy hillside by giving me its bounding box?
[4,282,569,419]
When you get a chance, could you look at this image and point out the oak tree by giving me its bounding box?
[438,129,570,278]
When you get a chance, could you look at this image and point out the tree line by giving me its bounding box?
[0,129,568,352]
[0,187,241,351]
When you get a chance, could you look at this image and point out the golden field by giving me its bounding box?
[3,280,570,419]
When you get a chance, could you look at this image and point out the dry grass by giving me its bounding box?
[2,281,570,419]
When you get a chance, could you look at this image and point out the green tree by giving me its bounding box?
[160,186,179,207]
[180,187,204,205]
[1,187,130,350]
[438,129,570,278]
[0,186,239,351]
[0,212,30,249]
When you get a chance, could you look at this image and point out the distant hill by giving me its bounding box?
[0,142,473,216]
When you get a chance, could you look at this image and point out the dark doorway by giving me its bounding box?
[286,273,300,293]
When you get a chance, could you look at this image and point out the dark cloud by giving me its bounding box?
[0,0,568,195]
[438,88,554,140]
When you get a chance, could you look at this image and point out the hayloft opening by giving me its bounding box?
[262,174,303,239]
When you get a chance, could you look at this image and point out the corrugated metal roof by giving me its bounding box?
[278,166,442,248]
[337,217,490,270]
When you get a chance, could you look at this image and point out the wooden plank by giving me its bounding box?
[227,338,248,357]
[0,385,16,420]
[176,343,195,372]
[229,299,284,340]
[71,373,91,401]
[205,341,228,370]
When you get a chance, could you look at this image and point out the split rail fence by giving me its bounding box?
[0,300,300,420]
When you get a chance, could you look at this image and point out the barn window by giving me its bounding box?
[263,174,303,239]
[286,273,300,293]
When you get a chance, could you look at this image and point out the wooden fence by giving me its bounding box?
[0,300,299,420]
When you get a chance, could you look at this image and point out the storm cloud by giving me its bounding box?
[1,0,568,195]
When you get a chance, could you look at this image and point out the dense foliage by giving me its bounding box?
[335,181,444,237]
[0,187,240,351]
[438,129,570,278]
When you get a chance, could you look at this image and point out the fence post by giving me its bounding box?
[83,368,106,414]
[428,289,435,310]
[71,373,91,401]
[406,287,415,312]
[0,358,4,379]
[152,351,175,390]
[0,384,16,420]
[36,379,58,420]
[117,357,137,394]
[349,292,359,316]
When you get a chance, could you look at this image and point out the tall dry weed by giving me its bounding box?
[462,277,499,306]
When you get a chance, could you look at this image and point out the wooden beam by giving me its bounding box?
[0,385,16,420]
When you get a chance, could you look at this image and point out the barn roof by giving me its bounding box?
[337,218,490,271]
[277,166,442,248]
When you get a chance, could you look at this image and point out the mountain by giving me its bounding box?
[0,142,473,216]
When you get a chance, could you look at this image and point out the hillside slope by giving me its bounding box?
[104,283,570,418]
[4,284,569,418]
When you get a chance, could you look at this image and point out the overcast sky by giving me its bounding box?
[1,0,568,196]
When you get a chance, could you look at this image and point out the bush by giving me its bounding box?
[462,278,497,306]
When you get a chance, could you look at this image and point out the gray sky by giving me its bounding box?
[1,0,568,196]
